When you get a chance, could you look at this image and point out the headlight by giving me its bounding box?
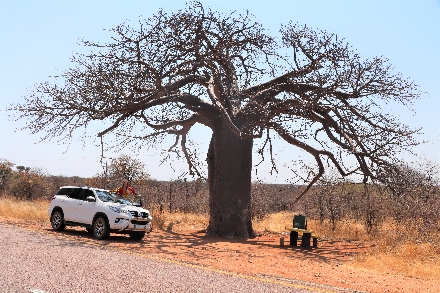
[109,206,128,214]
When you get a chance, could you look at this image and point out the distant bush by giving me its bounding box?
[295,162,440,242]
[0,159,14,194]
[138,179,209,214]
[7,167,48,200]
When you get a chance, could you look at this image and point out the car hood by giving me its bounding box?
[105,202,151,214]
[125,206,150,214]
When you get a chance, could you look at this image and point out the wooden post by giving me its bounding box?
[290,231,298,246]
[280,237,285,247]
[313,237,318,248]
[301,232,311,248]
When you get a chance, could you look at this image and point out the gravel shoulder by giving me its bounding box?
[1,217,439,293]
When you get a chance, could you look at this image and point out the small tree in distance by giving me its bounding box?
[8,166,47,200]
[94,154,150,190]
[11,1,422,238]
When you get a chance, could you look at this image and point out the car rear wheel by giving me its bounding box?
[51,210,66,231]
[93,216,110,240]
[129,231,145,241]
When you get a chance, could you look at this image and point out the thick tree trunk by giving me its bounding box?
[206,118,256,238]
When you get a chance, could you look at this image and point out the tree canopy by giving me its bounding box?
[11,1,421,237]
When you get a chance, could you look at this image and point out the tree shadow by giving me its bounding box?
[42,226,369,266]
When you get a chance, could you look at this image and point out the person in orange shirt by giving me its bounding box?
[115,180,137,198]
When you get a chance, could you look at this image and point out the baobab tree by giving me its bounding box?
[12,2,421,238]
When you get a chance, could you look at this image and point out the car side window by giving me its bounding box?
[68,188,82,200]
[82,189,95,201]
[56,188,73,195]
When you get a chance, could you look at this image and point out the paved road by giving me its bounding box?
[0,224,355,293]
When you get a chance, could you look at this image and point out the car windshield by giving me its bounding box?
[95,190,140,206]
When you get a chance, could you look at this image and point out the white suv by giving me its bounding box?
[48,186,152,240]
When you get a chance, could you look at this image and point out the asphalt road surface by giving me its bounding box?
[0,224,357,293]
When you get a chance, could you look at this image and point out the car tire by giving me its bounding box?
[50,210,66,231]
[93,216,110,240]
[129,232,145,241]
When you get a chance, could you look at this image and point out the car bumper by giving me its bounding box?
[110,217,152,232]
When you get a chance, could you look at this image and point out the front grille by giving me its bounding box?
[131,220,149,225]
[129,211,149,218]
[129,210,139,217]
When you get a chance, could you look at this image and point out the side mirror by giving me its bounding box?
[86,196,96,202]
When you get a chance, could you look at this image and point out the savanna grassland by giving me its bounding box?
[1,194,439,282]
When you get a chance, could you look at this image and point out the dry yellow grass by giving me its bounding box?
[151,209,209,231]
[252,211,294,233]
[353,243,440,280]
[253,211,440,280]
[0,196,49,223]
[1,198,439,280]
[252,211,369,240]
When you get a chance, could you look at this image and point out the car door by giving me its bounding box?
[75,189,97,224]
[62,188,82,221]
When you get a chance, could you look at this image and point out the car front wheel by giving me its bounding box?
[93,216,110,240]
[51,210,66,231]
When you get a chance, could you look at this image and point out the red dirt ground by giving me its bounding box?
[1,216,439,293]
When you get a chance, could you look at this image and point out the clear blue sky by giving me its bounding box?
[1,0,439,182]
